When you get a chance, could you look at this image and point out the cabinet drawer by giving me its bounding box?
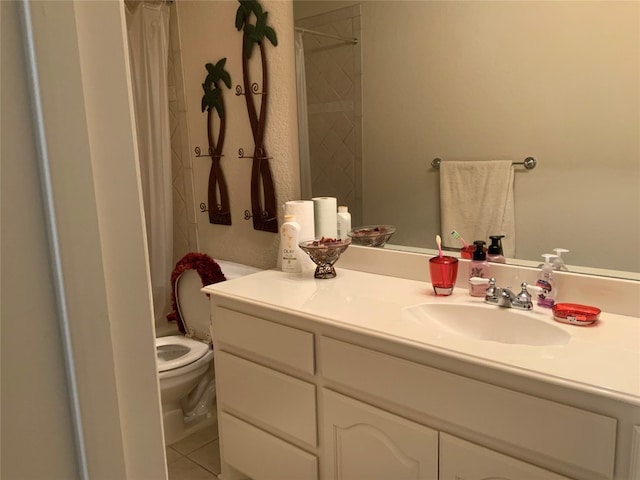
[321,337,616,479]
[214,306,314,375]
[440,432,571,480]
[220,412,318,480]
[216,351,317,446]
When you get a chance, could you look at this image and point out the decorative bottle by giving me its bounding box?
[280,214,301,273]
[469,240,490,297]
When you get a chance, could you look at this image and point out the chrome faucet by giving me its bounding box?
[481,278,539,310]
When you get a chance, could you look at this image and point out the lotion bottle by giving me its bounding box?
[337,206,351,240]
[469,240,490,297]
[536,254,557,308]
[280,214,301,273]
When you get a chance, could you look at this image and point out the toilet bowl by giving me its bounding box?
[156,258,262,446]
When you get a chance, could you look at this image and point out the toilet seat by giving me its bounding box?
[176,268,213,343]
[157,259,263,375]
[156,335,209,373]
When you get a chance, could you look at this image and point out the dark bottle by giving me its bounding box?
[468,240,490,297]
[487,235,506,263]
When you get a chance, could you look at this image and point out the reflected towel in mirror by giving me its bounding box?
[440,160,515,257]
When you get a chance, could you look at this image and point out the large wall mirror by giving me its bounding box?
[293,0,639,280]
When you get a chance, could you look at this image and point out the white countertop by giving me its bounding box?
[204,268,640,405]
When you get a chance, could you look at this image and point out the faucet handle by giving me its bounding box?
[513,282,543,310]
[522,282,543,296]
[485,278,497,297]
[470,277,499,304]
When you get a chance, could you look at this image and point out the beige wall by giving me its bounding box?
[175,0,301,269]
[296,1,640,273]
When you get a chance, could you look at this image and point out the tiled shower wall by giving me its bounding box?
[296,5,363,226]
[168,4,198,264]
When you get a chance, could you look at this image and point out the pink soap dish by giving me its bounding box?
[552,303,601,326]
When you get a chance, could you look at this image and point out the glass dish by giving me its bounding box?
[347,225,396,248]
[298,237,351,279]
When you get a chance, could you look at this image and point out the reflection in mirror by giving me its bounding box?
[293,0,639,280]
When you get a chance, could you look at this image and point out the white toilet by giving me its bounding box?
[156,259,261,446]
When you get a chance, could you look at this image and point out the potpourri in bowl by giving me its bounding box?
[298,237,351,279]
[347,225,396,247]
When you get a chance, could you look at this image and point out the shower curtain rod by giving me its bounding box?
[295,27,358,45]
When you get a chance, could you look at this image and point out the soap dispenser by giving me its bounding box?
[552,248,570,271]
[468,241,490,297]
[536,254,557,308]
[487,235,506,263]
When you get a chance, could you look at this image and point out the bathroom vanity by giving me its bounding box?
[205,263,640,480]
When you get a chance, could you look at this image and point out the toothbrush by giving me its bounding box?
[451,230,469,248]
[436,234,443,257]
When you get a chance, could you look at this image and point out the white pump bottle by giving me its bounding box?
[536,254,557,308]
[552,248,570,271]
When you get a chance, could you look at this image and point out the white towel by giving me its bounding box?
[440,160,516,257]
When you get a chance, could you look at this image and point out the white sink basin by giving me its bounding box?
[402,303,571,346]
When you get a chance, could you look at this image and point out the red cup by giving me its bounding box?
[460,245,475,259]
[461,244,488,259]
[429,256,459,296]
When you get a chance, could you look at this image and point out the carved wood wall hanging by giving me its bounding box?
[200,58,232,225]
[235,0,278,233]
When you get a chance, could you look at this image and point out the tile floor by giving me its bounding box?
[166,420,221,480]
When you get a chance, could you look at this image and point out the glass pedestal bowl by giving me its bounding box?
[347,225,396,248]
[298,237,351,279]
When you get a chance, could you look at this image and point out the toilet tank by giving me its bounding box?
[216,260,263,280]
[177,260,263,341]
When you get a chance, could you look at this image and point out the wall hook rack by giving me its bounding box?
[201,58,232,225]
[238,148,271,160]
[235,0,279,233]
[235,83,266,96]
[195,146,212,158]
[195,146,225,159]
[243,209,276,222]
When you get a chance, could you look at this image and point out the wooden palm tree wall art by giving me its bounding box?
[235,0,279,233]
[201,58,232,225]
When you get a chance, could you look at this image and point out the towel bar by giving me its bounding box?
[431,157,536,170]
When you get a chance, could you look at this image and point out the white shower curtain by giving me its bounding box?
[295,31,313,199]
[126,2,173,324]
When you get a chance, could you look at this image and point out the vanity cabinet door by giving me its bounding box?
[631,426,640,480]
[322,389,438,480]
[440,433,572,480]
